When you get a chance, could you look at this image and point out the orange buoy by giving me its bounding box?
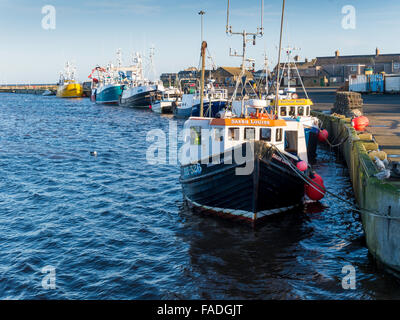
[305,173,326,201]
[352,116,369,131]
[318,129,329,142]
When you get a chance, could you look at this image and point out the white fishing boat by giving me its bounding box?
[152,87,181,114]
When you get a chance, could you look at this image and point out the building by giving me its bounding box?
[273,58,325,87]
[178,67,198,80]
[160,73,178,87]
[211,67,254,86]
[315,48,400,84]
[271,49,400,86]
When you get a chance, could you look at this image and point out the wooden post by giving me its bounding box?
[200,41,207,118]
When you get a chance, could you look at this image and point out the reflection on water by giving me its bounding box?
[0,93,399,299]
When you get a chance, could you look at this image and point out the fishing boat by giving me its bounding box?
[152,87,181,114]
[56,61,83,98]
[179,0,325,226]
[231,46,322,160]
[89,50,125,105]
[174,81,228,118]
[120,51,164,108]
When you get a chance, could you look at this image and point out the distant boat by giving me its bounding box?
[174,81,228,118]
[42,89,54,96]
[120,51,164,108]
[89,50,126,105]
[56,61,83,98]
[152,87,181,114]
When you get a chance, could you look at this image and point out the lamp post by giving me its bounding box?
[198,10,206,43]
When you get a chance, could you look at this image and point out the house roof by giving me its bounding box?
[216,67,253,77]
[315,54,400,66]
[273,59,317,71]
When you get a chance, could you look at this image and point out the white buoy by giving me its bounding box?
[90,151,98,157]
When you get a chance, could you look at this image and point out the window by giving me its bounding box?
[276,128,283,142]
[228,127,240,141]
[298,106,304,116]
[350,66,357,72]
[306,106,310,116]
[280,107,287,117]
[244,128,255,140]
[190,126,201,145]
[260,128,271,141]
[285,131,298,155]
[213,128,224,142]
[289,106,296,116]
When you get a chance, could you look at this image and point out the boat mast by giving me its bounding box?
[274,0,286,115]
[200,41,207,118]
[226,0,264,117]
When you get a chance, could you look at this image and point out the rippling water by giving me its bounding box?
[0,93,399,299]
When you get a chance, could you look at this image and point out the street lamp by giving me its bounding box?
[198,10,206,43]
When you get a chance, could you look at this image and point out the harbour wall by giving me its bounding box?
[314,111,400,275]
[0,84,58,95]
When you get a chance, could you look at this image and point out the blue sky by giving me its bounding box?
[0,0,399,83]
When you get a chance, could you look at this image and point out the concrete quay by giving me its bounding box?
[309,88,400,276]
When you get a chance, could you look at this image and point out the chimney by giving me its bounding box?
[335,50,340,58]
[376,47,380,56]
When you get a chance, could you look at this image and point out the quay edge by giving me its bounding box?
[313,111,400,276]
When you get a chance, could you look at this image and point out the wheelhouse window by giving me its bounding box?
[285,131,298,155]
[213,128,224,142]
[244,127,255,140]
[289,106,296,116]
[276,128,283,142]
[298,106,304,116]
[280,107,287,117]
[260,128,271,141]
[190,126,202,145]
[306,106,310,116]
[228,127,240,141]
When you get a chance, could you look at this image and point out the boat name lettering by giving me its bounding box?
[230,119,270,125]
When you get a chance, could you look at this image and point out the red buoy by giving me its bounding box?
[305,173,326,201]
[296,160,308,172]
[318,129,329,142]
[352,116,369,131]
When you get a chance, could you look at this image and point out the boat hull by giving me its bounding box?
[56,83,83,98]
[152,101,173,114]
[95,85,123,105]
[174,101,227,119]
[180,142,305,225]
[120,86,159,108]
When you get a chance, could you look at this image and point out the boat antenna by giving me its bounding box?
[226,0,264,117]
[274,0,286,115]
